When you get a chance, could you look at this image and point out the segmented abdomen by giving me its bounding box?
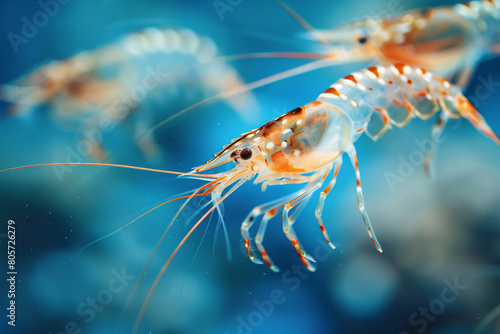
[316,64,464,140]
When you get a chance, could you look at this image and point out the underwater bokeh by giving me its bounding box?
[0,0,499,333]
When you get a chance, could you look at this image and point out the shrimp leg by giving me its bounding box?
[315,159,342,249]
[346,144,383,253]
[255,206,282,272]
[241,173,321,264]
[424,112,449,177]
[283,171,329,272]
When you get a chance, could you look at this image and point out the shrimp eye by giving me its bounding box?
[358,36,368,44]
[240,148,252,160]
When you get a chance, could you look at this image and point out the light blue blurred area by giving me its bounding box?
[0,0,499,334]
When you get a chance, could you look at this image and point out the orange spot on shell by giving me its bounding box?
[356,127,365,133]
[323,87,340,96]
[393,63,405,74]
[344,74,357,84]
[367,66,380,78]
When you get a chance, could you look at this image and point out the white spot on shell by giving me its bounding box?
[266,142,275,150]
[282,119,288,125]
[252,165,259,171]
[377,66,386,74]
[282,129,292,136]
[366,71,377,80]
[403,66,412,75]
[351,100,359,108]
[253,137,260,142]
[377,78,386,86]
[344,78,356,87]
[293,150,300,157]
[357,84,366,92]
[247,133,254,138]
[296,120,303,125]
[340,93,348,101]
[281,141,288,148]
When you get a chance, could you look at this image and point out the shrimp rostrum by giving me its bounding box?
[2,64,498,333]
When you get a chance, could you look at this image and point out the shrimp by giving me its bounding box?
[2,64,498,333]
[0,27,258,159]
[138,0,500,159]
[284,0,500,88]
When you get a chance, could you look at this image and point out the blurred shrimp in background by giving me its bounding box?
[0,1,499,334]
[1,26,258,160]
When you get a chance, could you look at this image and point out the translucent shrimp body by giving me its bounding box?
[309,0,500,88]
[195,63,499,274]
[1,27,257,159]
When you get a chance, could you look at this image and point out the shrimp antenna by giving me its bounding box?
[71,185,216,261]
[132,178,245,334]
[140,58,332,139]
[0,162,220,179]
[121,177,223,316]
[273,0,329,46]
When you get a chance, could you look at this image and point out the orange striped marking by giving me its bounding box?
[393,63,405,74]
[323,87,340,96]
[367,66,380,78]
[344,74,357,84]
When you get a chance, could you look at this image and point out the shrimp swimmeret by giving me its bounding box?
[2,64,499,333]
